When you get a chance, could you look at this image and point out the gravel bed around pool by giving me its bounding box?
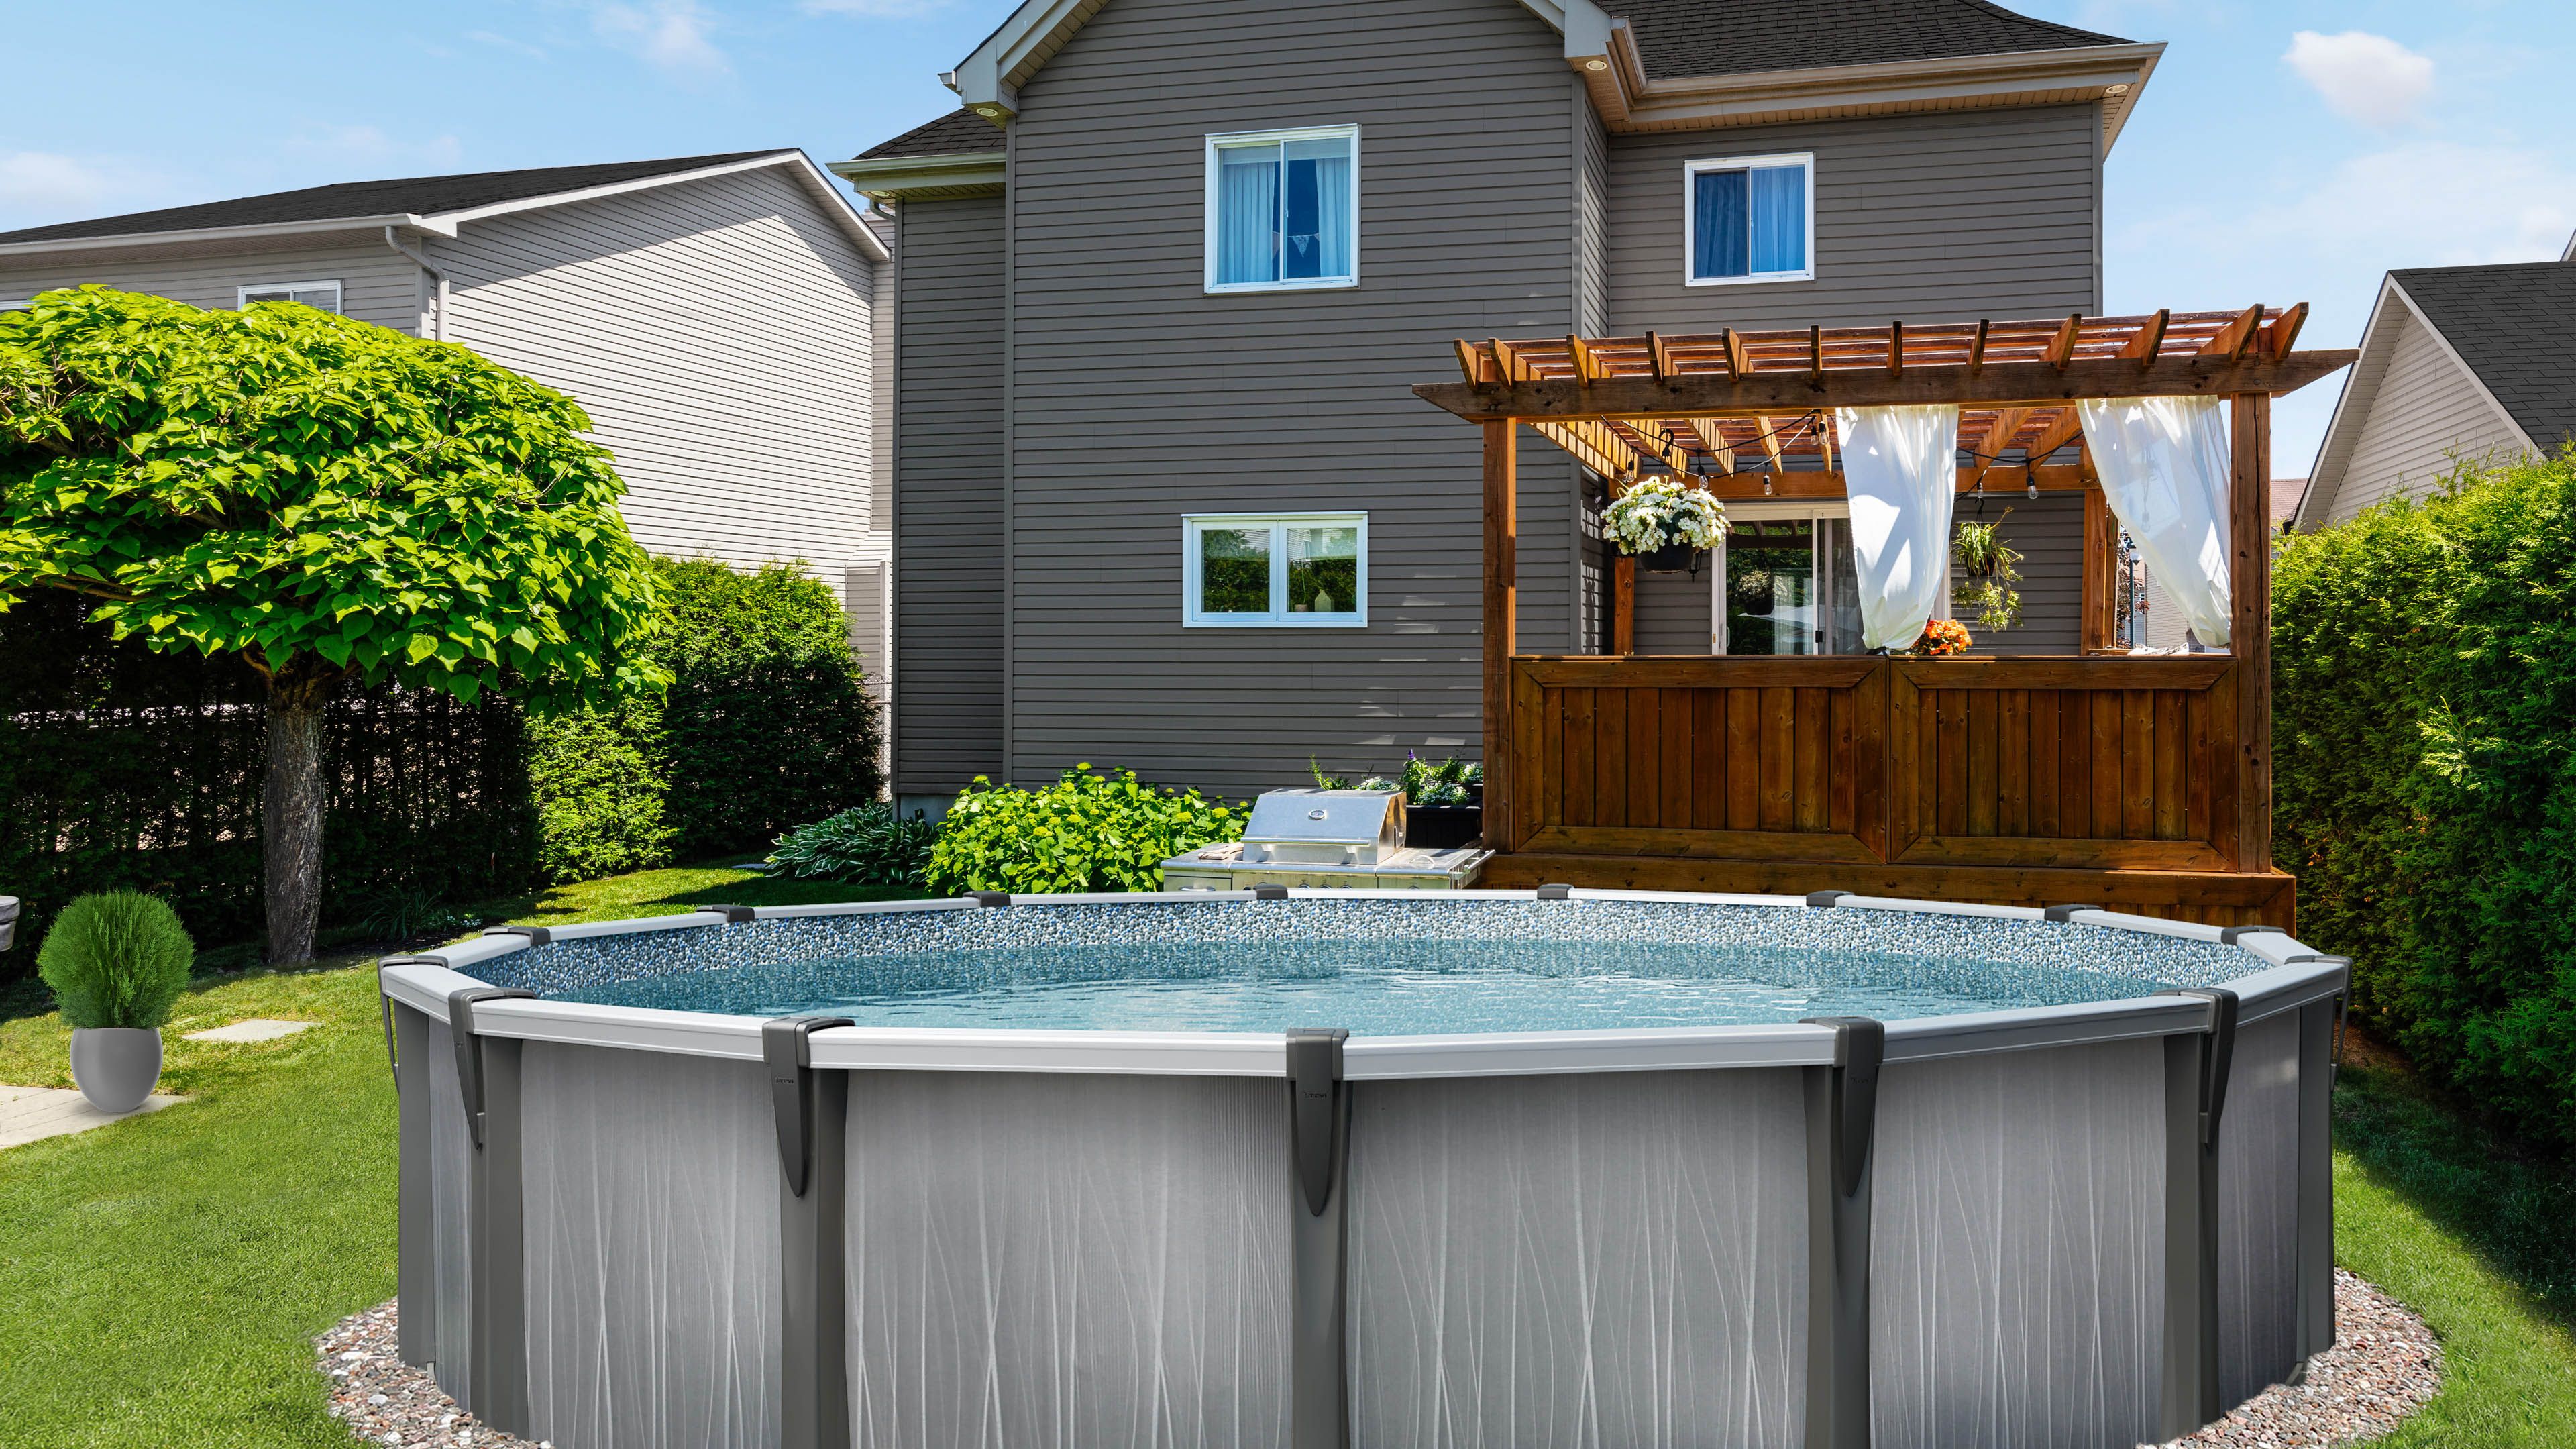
[319,1272,2440,1449]
[2148,1270,2444,1448]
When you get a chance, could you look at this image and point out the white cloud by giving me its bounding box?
[285,125,466,173]
[800,0,952,15]
[0,152,170,228]
[2241,140,2574,270]
[467,29,551,60]
[2283,30,2434,127]
[589,0,730,78]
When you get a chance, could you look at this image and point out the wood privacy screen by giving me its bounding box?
[1507,655,2249,873]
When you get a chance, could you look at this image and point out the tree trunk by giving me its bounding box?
[263,664,337,965]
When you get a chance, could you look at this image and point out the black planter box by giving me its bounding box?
[1640,543,1705,575]
[1407,805,1483,849]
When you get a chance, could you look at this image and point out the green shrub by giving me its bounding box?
[2273,451,2576,1146]
[653,557,883,859]
[924,765,1244,894]
[527,704,674,882]
[37,891,195,1030]
[769,803,938,887]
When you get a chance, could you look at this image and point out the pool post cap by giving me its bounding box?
[483,925,552,946]
[1254,883,1291,900]
[377,953,450,970]
[1801,1016,1884,1201]
[2159,987,2241,1145]
[446,985,537,1148]
[695,904,759,924]
[1285,1028,1349,1217]
[2218,924,2286,945]
[967,891,1013,908]
[1805,890,1851,908]
[1536,883,1574,900]
[763,1014,855,1199]
[2043,904,2102,922]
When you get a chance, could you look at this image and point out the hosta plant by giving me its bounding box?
[768,802,938,888]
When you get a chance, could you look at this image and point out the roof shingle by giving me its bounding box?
[2394,261,2576,455]
[855,109,1006,162]
[1617,0,2126,79]
[0,151,790,246]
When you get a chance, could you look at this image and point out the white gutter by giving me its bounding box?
[382,225,448,341]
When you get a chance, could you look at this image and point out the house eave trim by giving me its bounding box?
[0,212,454,259]
[830,152,1008,200]
[427,150,888,263]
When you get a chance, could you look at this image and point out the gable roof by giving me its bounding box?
[1613,0,2123,80]
[0,149,888,262]
[2391,262,2576,455]
[858,109,1006,162]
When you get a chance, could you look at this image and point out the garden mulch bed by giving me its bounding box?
[320,1269,2440,1449]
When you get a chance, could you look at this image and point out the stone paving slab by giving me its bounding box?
[183,1018,313,1043]
[0,1083,181,1150]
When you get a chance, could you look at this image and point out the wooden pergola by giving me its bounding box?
[1415,307,2355,926]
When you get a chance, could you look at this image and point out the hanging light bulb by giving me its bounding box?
[2027,474,2041,500]
[1764,474,1775,496]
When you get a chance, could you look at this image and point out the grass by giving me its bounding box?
[1,870,2570,1446]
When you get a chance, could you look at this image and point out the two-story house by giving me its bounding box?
[836,0,2163,813]
[0,151,896,685]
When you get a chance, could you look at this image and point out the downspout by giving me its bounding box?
[383,224,448,341]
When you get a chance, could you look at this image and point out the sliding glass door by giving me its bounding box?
[1715,506,1864,655]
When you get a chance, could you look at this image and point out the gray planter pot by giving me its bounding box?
[70,1027,164,1115]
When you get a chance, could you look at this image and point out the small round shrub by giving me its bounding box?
[924,765,1244,895]
[768,803,938,888]
[37,892,195,1030]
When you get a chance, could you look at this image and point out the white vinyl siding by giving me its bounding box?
[431,163,881,578]
[2327,309,2527,525]
[0,241,425,332]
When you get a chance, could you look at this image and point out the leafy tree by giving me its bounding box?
[0,287,664,962]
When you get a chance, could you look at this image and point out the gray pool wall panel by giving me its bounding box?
[519,1042,782,1448]
[1868,1038,2167,1448]
[423,1014,476,1410]
[1348,1069,1810,1448]
[2216,1008,2304,1409]
[842,1071,1292,1448]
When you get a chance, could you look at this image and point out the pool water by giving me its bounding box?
[538,936,2169,1035]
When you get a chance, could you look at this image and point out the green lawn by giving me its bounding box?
[2,871,2572,1446]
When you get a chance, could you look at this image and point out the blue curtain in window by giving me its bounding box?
[1750,164,1806,274]
[1309,150,1351,279]
[1693,169,1748,279]
[1217,147,1279,284]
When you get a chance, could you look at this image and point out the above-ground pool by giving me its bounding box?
[378,888,2347,1449]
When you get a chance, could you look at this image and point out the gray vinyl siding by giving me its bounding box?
[0,239,425,332]
[431,166,880,577]
[1633,565,1713,655]
[1604,105,2102,331]
[998,0,1576,796]
[894,196,1008,798]
[2325,309,2526,525]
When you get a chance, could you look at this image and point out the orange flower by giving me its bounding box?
[1911,618,1972,656]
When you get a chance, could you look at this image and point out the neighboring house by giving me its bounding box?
[2139,478,2300,650]
[2296,246,2576,530]
[0,151,896,692]
[835,0,2163,811]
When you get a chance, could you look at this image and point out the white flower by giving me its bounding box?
[1601,477,1725,555]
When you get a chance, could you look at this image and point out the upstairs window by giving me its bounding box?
[1183,513,1366,626]
[239,280,343,313]
[1206,126,1358,292]
[1685,154,1812,285]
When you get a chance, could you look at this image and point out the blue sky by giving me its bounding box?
[5,0,2570,473]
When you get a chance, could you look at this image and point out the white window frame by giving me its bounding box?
[237,280,343,313]
[1682,152,1816,288]
[1709,498,1861,655]
[1203,124,1362,295]
[1181,511,1369,627]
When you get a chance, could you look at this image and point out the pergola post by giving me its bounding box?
[2080,488,2118,653]
[1483,419,1517,847]
[2228,392,2273,877]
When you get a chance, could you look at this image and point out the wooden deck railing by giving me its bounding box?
[1505,654,2253,873]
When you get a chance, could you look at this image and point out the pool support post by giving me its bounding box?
[1287,1028,1352,1449]
[1801,1016,1883,1449]
[767,1016,856,1449]
[449,985,536,1438]
[2160,986,2239,1438]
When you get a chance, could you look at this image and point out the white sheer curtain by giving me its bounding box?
[1837,404,1960,651]
[2078,396,2235,647]
[1216,147,1278,285]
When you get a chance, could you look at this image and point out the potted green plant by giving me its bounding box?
[1951,513,2025,633]
[38,892,194,1114]
[1396,755,1484,849]
[1603,477,1726,574]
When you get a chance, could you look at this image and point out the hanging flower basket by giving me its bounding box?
[1603,478,1724,573]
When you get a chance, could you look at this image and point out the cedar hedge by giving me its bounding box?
[2273,451,2576,1147]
